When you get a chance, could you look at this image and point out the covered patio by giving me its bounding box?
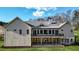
[31,38,63,45]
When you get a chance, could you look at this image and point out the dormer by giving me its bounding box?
[51,21,57,24]
[39,23,45,26]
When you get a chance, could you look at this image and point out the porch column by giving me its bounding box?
[52,38,53,44]
[41,38,42,45]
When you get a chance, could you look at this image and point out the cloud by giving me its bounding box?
[64,9,75,18]
[32,7,57,17]
[25,7,32,9]
[33,10,45,17]
[34,7,57,11]
[25,7,57,17]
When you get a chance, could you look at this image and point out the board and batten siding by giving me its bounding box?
[4,18,31,47]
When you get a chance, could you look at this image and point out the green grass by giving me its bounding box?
[0,41,79,51]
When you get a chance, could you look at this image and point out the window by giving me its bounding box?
[19,29,22,34]
[55,30,59,35]
[71,39,73,42]
[40,30,43,34]
[52,30,54,34]
[33,30,36,35]
[37,30,39,34]
[39,24,44,26]
[65,39,69,43]
[27,29,29,34]
[44,30,48,34]
[14,29,16,31]
[61,29,63,31]
[71,29,73,32]
[49,30,51,34]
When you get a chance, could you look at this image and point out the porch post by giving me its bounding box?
[41,38,42,45]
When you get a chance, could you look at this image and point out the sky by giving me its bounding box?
[0,7,79,22]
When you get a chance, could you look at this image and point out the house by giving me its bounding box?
[4,17,75,47]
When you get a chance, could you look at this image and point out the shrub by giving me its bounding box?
[75,35,79,45]
[0,35,4,41]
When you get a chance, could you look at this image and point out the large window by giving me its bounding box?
[37,30,39,34]
[33,30,36,35]
[49,30,51,34]
[44,30,48,34]
[40,30,43,34]
[19,29,22,35]
[52,30,54,34]
[55,30,59,35]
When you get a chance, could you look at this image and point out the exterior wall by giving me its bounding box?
[59,23,75,45]
[32,24,75,45]
[4,18,75,46]
[4,19,31,47]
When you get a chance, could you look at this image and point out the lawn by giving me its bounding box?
[0,41,79,51]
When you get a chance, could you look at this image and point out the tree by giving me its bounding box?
[72,10,79,30]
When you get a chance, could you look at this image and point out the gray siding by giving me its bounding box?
[59,23,74,44]
[4,19,31,47]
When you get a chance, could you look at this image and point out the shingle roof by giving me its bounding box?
[26,20,67,28]
[6,17,67,29]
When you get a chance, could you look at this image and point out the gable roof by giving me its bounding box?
[5,17,32,28]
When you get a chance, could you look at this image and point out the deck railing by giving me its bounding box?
[31,34,64,36]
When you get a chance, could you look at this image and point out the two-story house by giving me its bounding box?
[4,17,74,47]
